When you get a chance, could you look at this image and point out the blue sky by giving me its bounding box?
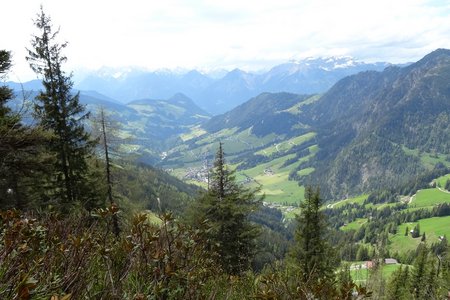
[1,0,449,81]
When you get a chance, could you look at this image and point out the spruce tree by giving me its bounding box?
[194,142,261,275]
[0,50,51,210]
[411,243,429,299]
[26,7,94,208]
[289,186,337,286]
[356,245,370,261]
[386,265,410,300]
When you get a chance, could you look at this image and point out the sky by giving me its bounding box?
[1,0,450,82]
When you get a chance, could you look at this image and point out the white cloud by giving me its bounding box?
[1,0,449,81]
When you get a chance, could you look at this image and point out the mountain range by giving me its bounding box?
[75,56,391,114]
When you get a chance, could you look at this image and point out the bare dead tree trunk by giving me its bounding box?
[100,108,120,238]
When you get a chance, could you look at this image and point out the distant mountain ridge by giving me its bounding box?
[6,85,209,163]
[74,57,392,114]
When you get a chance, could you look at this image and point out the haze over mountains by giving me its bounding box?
[74,56,391,114]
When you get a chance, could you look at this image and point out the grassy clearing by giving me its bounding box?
[434,174,450,189]
[332,194,368,209]
[240,154,306,205]
[172,129,281,163]
[419,216,450,238]
[390,223,422,253]
[350,264,403,283]
[390,216,450,254]
[297,167,315,177]
[179,126,207,142]
[341,218,368,231]
[255,132,316,156]
[195,127,239,145]
[283,207,302,219]
[410,188,450,208]
[118,144,141,153]
[281,95,321,115]
[402,146,450,169]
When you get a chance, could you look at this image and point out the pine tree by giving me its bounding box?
[421,232,426,242]
[289,186,337,286]
[386,265,410,300]
[194,142,261,275]
[411,243,429,299]
[26,7,94,208]
[0,50,51,210]
[425,258,439,299]
[412,224,421,238]
[356,245,369,261]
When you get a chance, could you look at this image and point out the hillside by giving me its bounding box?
[162,92,320,205]
[7,87,210,164]
[88,92,210,163]
[305,49,450,198]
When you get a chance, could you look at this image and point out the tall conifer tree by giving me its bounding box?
[26,7,94,208]
[289,186,337,287]
[195,142,261,275]
[0,50,51,210]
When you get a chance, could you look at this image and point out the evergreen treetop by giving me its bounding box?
[193,142,262,275]
[290,186,337,286]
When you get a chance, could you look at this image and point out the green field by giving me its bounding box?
[390,223,422,253]
[238,145,319,204]
[341,218,368,231]
[390,216,450,253]
[255,132,316,156]
[281,95,321,115]
[283,207,302,219]
[241,153,306,204]
[402,146,450,169]
[420,216,450,238]
[434,174,450,189]
[165,125,321,207]
[179,125,207,141]
[168,128,283,165]
[410,188,450,208]
[331,194,368,209]
[350,263,403,283]
[297,167,315,177]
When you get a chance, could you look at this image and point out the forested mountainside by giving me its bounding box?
[202,92,313,136]
[166,49,450,200]
[305,48,450,198]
